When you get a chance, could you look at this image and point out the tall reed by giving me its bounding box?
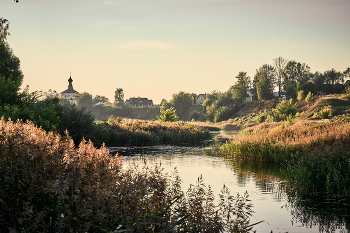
[93,117,211,147]
[0,118,259,232]
[220,121,350,197]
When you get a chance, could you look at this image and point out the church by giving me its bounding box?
[61,74,77,103]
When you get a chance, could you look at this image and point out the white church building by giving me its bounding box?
[61,74,77,104]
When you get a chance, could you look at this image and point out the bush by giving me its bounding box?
[305,91,313,103]
[297,90,305,101]
[157,107,179,122]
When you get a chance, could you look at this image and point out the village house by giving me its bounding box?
[61,74,77,104]
[126,97,153,107]
[195,94,207,105]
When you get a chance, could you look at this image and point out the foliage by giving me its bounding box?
[283,61,312,99]
[0,41,23,89]
[93,95,109,104]
[73,92,93,110]
[0,17,10,43]
[113,88,124,107]
[254,64,275,101]
[272,57,288,98]
[203,91,238,122]
[305,91,313,104]
[220,121,350,197]
[323,68,343,85]
[254,99,297,123]
[95,117,211,146]
[297,90,305,101]
[167,91,194,119]
[313,105,333,119]
[157,107,179,122]
[0,119,258,232]
[229,72,251,102]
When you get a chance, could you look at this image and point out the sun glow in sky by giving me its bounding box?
[2,0,350,104]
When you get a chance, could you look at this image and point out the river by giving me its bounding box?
[109,133,350,233]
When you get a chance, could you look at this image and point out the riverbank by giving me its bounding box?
[219,120,350,197]
[92,117,212,147]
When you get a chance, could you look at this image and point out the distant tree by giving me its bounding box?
[344,67,350,80]
[113,88,124,107]
[297,81,315,96]
[283,60,312,99]
[169,91,193,118]
[74,92,93,110]
[229,72,251,102]
[254,64,275,100]
[323,69,343,85]
[272,57,288,98]
[160,99,172,110]
[93,95,109,104]
[312,71,326,93]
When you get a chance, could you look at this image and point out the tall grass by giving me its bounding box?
[93,117,212,147]
[0,118,259,232]
[220,121,350,197]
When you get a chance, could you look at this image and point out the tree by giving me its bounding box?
[283,60,312,99]
[168,91,194,119]
[229,72,251,102]
[344,67,350,80]
[272,57,288,98]
[0,18,10,44]
[254,64,275,101]
[323,69,343,85]
[0,18,24,90]
[93,95,109,104]
[114,88,124,107]
[74,92,93,110]
[157,107,179,122]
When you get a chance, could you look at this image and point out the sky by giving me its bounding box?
[1,0,350,104]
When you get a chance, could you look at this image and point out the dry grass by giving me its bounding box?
[221,121,350,162]
[0,118,259,232]
[94,117,212,146]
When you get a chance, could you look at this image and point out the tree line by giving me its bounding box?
[160,57,349,122]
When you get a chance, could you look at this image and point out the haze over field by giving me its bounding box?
[1,0,350,104]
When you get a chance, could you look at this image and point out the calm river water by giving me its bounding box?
[110,136,349,233]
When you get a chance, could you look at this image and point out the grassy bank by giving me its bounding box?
[92,117,212,147]
[0,119,259,232]
[220,121,350,197]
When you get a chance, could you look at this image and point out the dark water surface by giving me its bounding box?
[109,141,349,232]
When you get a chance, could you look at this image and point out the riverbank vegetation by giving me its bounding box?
[93,116,211,147]
[0,119,259,232]
[220,120,350,197]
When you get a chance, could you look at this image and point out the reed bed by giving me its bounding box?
[94,117,211,147]
[220,121,350,197]
[0,119,259,232]
[220,121,350,163]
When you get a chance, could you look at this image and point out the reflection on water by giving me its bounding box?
[110,142,349,233]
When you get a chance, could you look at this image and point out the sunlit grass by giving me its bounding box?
[93,117,212,146]
[0,118,260,232]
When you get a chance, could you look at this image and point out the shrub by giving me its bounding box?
[297,90,305,101]
[305,91,313,103]
[157,107,179,122]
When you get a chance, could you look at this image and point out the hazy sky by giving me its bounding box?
[2,0,350,104]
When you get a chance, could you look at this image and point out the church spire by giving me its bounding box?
[68,72,73,89]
